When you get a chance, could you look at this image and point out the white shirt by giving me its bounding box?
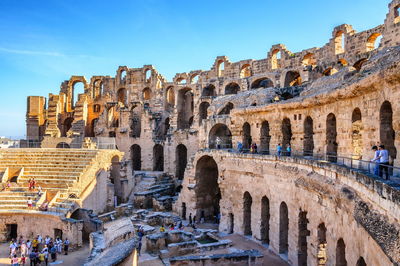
[372,150,380,161]
[379,149,389,163]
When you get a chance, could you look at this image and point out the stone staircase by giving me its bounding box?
[0,149,116,214]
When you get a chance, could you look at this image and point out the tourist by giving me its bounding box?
[38,251,45,265]
[136,240,142,256]
[5,181,11,191]
[178,221,183,230]
[31,178,36,190]
[26,240,32,253]
[27,198,33,209]
[63,238,70,255]
[286,144,291,156]
[20,254,26,266]
[9,241,17,258]
[216,137,221,149]
[29,250,37,266]
[159,225,165,233]
[237,141,243,153]
[377,145,390,180]
[32,237,39,251]
[200,210,205,224]
[21,241,28,257]
[277,143,282,156]
[37,185,43,197]
[44,236,51,246]
[193,215,196,225]
[252,143,258,153]
[169,224,175,231]
[28,178,33,191]
[371,145,380,176]
[188,213,192,225]
[50,245,57,262]
[42,246,49,265]
[56,237,62,254]
[11,254,19,266]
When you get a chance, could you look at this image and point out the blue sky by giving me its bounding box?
[0,0,391,138]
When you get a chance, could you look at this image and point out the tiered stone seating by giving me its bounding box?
[0,149,100,213]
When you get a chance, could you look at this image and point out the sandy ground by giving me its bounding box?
[0,243,90,266]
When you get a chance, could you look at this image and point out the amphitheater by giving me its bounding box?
[1,1,400,265]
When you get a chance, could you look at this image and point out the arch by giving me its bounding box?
[298,210,309,266]
[304,116,314,156]
[92,80,102,98]
[228,213,234,234]
[352,108,363,159]
[199,102,210,125]
[130,144,141,172]
[218,102,234,115]
[72,82,85,108]
[251,77,274,89]
[242,122,251,150]
[117,88,127,106]
[356,257,367,266]
[317,223,327,265]
[56,142,70,148]
[271,49,281,69]
[336,238,347,266]
[224,82,240,95]
[353,58,368,71]
[327,113,338,162]
[240,64,251,78]
[190,74,199,84]
[177,88,194,130]
[61,117,74,137]
[202,84,216,97]
[260,121,271,154]
[166,86,175,108]
[284,71,302,87]
[109,131,116,138]
[120,70,127,83]
[93,104,101,113]
[260,196,270,244]
[176,77,187,84]
[195,156,221,221]
[143,87,152,101]
[338,59,348,67]
[153,144,164,171]
[366,33,382,51]
[217,60,225,77]
[175,144,187,180]
[334,31,345,54]
[163,117,170,137]
[302,53,316,66]
[110,155,122,204]
[279,202,289,255]
[145,69,151,82]
[90,118,98,137]
[282,118,292,149]
[208,123,232,149]
[243,192,252,236]
[323,67,338,76]
[380,101,397,159]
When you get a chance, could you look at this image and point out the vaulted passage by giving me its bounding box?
[242,122,252,150]
[202,84,216,97]
[251,78,274,89]
[336,238,347,266]
[225,82,240,95]
[208,124,232,149]
[243,191,252,236]
[303,116,314,156]
[352,108,363,159]
[317,223,327,266]
[175,144,187,180]
[130,108,141,138]
[260,121,271,154]
[282,118,292,149]
[195,156,221,221]
[218,102,234,115]
[356,257,367,266]
[326,113,338,162]
[130,144,141,171]
[260,196,270,244]
[284,71,302,87]
[61,117,74,137]
[153,144,164,171]
[298,210,309,266]
[380,101,397,160]
[117,88,127,106]
[177,88,194,130]
[279,202,289,255]
[199,102,210,125]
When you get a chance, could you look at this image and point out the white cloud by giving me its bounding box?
[0,47,65,57]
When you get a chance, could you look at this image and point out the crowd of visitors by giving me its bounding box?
[8,234,70,265]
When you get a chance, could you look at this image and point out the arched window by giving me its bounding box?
[326,113,338,162]
[208,124,232,149]
[166,87,175,107]
[356,257,367,266]
[271,49,281,69]
[251,78,274,89]
[336,238,347,266]
[117,88,127,106]
[279,202,289,255]
[366,33,382,51]
[199,102,210,125]
[353,58,368,71]
[323,67,338,76]
[72,82,84,108]
[202,84,216,97]
[395,5,400,23]
[177,77,186,84]
[145,69,151,82]
[130,144,141,171]
[120,70,127,83]
[302,53,316,66]
[298,210,309,266]
[217,60,225,77]
[218,102,234,115]
[153,144,164,171]
[260,121,271,154]
[93,104,101,113]
[304,116,314,156]
[317,223,327,265]
[242,122,251,150]
[284,71,302,87]
[352,108,363,159]
[177,88,194,130]
[225,83,240,95]
[176,144,187,180]
[380,101,397,160]
[335,31,345,54]
[143,87,152,101]
[282,118,292,149]
[243,192,252,236]
[260,196,270,244]
[191,74,199,84]
[240,64,251,78]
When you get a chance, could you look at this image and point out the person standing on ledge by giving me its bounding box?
[216,137,221,149]
[277,143,282,156]
[377,145,390,180]
[286,144,291,156]
[371,146,380,176]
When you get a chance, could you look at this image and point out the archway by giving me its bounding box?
[352,108,363,159]
[199,102,210,125]
[251,78,274,89]
[218,102,234,115]
[326,113,338,162]
[317,223,327,265]
[110,156,122,205]
[130,144,141,172]
[208,124,232,149]
[335,31,345,54]
[195,156,221,221]
[304,116,314,156]
[56,142,70,148]
[177,88,194,130]
[62,117,74,137]
[271,49,281,69]
[380,101,397,160]
[242,122,251,150]
[143,87,152,100]
[153,144,164,171]
[284,71,302,87]
[175,144,187,180]
[243,192,252,236]
[240,64,251,78]
[117,88,127,106]
[302,53,316,67]
[298,210,309,266]
[279,202,289,255]
[336,238,347,266]
[229,213,234,234]
[72,82,84,109]
[260,196,270,244]
[366,33,382,51]
[166,87,175,108]
[282,118,292,150]
[202,85,216,97]
[356,257,367,266]
[353,58,368,71]
[224,82,240,95]
[260,121,271,154]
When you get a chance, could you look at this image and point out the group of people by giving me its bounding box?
[371,144,391,180]
[276,143,291,156]
[8,234,70,265]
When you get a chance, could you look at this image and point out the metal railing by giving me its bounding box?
[14,137,117,150]
[207,147,400,183]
